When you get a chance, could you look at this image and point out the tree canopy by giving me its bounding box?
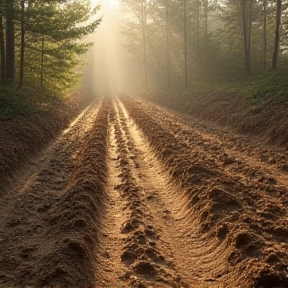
[119,0,288,91]
[0,0,101,96]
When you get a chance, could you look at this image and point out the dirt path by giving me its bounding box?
[97,100,195,287]
[1,97,288,288]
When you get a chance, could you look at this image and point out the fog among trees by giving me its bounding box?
[0,0,287,96]
[117,0,288,92]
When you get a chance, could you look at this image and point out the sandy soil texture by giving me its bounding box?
[0,91,92,186]
[1,97,288,288]
[143,90,288,148]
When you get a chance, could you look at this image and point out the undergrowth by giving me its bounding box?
[245,68,288,107]
[0,85,63,116]
[190,67,288,109]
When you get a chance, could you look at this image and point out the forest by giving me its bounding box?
[0,0,101,115]
[1,1,288,287]
[0,0,287,109]
[119,0,288,97]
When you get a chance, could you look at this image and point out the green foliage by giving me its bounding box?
[119,0,288,95]
[0,79,73,116]
[17,0,101,92]
[0,86,37,116]
[245,67,288,104]
[0,0,102,110]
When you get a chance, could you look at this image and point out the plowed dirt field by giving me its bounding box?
[1,97,288,288]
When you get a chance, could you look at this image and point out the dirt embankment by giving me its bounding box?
[0,92,92,186]
[142,90,288,148]
[0,98,111,287]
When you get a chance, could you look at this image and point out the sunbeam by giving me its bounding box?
[83,0,140,96]
[91,0,119,9]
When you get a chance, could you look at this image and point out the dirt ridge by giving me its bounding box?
[0,92,92,188]
[122,97,288,288]
[142,90,288,148]
[0,98,111,287]
[1,96,288,287]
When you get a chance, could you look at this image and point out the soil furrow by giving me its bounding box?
[0,99,111,287]
[98,100,188,287]
[117,101,230,287]
[138,100,288,186]
[121,97,288,288]
[1,96,288,288]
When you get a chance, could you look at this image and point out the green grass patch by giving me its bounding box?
[0,86,36,116]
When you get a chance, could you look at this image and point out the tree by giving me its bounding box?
[0,0,101,94]
[183,0,188,90]
[263,0,267,69]
[0,10,5,81]
[5,0,15,82]
[165,0,170,89]
[272,0,282,69]
[140,0,148,91]
[119,0,288,90]
[240,0,253,74]
[19,0,25,88]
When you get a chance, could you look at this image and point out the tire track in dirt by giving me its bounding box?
[137,100,288,220]
[137,100,288,222]
[98,100,190,287]
[0,99,111,287]
[122,97,288,288]
[117,101,232,287]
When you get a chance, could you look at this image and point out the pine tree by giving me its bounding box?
[272,0,282,69]
[5,0,15,82]
[0,0,101,95]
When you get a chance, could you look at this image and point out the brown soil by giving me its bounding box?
[143,90,288,148]
[1,95,288,288]
[0,91,92,186]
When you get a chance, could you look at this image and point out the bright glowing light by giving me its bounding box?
[107,0,118,7]
[91,0,118,9]
[83,0,140,96]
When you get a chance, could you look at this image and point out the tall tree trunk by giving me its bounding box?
[5,0,15,82]
[0,15,5,82]
[263,0,267,69]
[41,36,44,86]
[140,0,148,92]
[183,0,188,90]
[272,0,282,69]
[196,0,200,89]
[247,0,253,69]
[203,0,208,39]
[241,0,251,74]
[166,0,170,89]
[19,0,25,88]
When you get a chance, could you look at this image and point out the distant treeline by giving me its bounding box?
[0,0,101,96]
[120,0,288,91]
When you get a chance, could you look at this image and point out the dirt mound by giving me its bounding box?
[142,90,288,148]
[0,99,111,287]
[0,91,92,187]
[2,95,288,287]
[122,97,288,287]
